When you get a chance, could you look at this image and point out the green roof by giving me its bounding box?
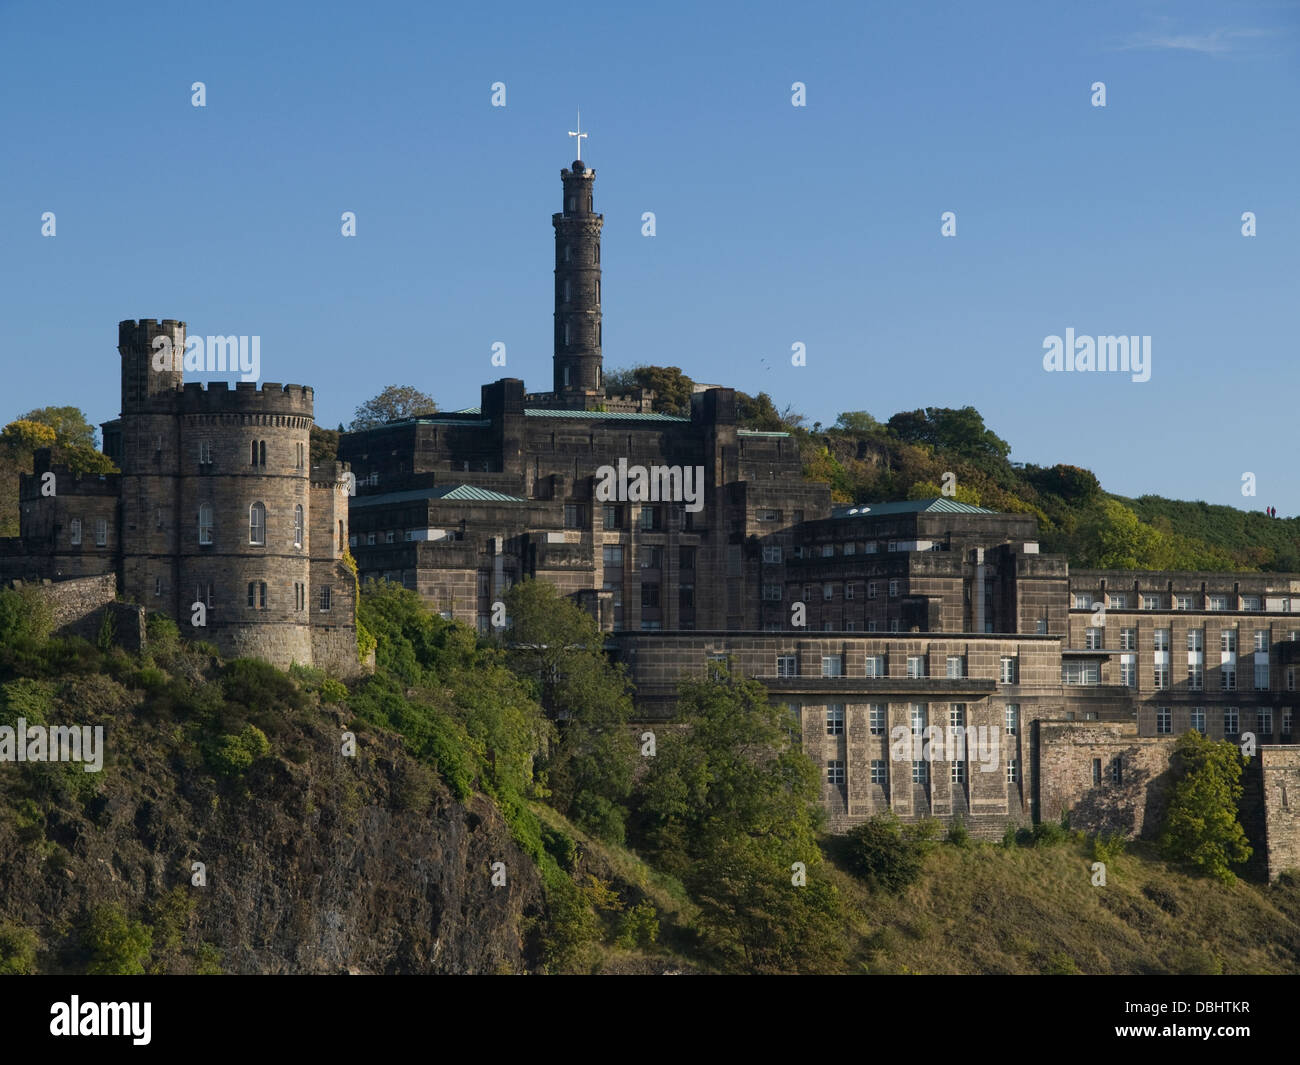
[737,429,791,438]
[453,406,688,422]
[350,484,527,508]
[832,498,1000,517]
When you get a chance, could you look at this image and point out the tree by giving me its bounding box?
[1160,730,1253,884]
[15,406,97,449]
[633,672,844,972]
[843,813,926,892]
[832,410,883,434]
[503,579,637,843]
[885,406,1011,464]
[603,364,696,415]
[310,424,340,464]
[349,385,437,430]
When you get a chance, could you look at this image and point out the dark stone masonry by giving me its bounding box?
[4,153,1297,875]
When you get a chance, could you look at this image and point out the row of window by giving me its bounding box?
[795,539,942,559]
[193,440,307,470]
[1073,592,1290,613]
[817,702,1020,736]
[827,759,1019,786]
[67,518,109,546]
[563,504,698,531]
[777,653,1020,683]
[1154,706,1293,736]
[175,581,333,611]
[196,502,306,548]
[1087,626,1283,652]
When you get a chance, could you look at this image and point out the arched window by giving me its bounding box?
[259,441,267,467]
[563,366,570,387]
[250,441,258,466]
[338,519,344,552]
[198,503,213,545]
[70,518,82,545]
[563,322,570,346]
[595,280,600,304]
[564,280,571,303]
[563,244,571,263]
[249,502,266,545]
[293,504,304,548]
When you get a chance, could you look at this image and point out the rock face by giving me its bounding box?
[0,700,544,974]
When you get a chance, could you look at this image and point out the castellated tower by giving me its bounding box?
[552,158,603,404]
[113,319,355,672]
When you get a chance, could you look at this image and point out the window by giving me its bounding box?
[1062,661,1100,685]
[1109,593,1128,609]
[1007,760,1019,783]
[1222,665,1237,691]
[946,655,964,679]
[821,655,843,677]
[199,440,213,465]
[1221,629,1237,653]
[1036,618,1048,634]
[869,705,885,735]
[1208,595,1228,611]
[679,546,695,570]
[889,580,899,598]
[602,545,623,566]
[912,761,927,783]
[603,505,623,529]
[867,581,878,599]
[1176,595,1192,611]
[706,653,728,681]
[1285,710,1294,737]
[951,761,965,783]
[763,583,782,601]
[762,545,783,564]
[1153,628,1170,651]
[906,655,927,679]
[564,504,583,528]
[1156,707,1171,735]
[1000,656,1017,684]
[1259,707,1273,735]
[822,544,834,558]
[1243,596,1261,612]
[1120,656,1136,686]
[776,655,797,677]
[863,540,876,553]
[871,760,886,784]
[293,582,305,611]
[1142,594,1160,610]
[1224,707,1239,737]
[1187,629,1203,652]
[949,704,965,729]
[70,518,81,545]
[826,760,845,786]
[639,505,660,531]
[1120,627,1136,651]
[249,502,266,545]
[844,542,856,556]
[910,704,927,733]
[802,584,813,603]
[293,505,304,548]
[640,546,662,570]
[845,582,856,600]
[867,620,877,632]
[154,576,163,597]
[640,583,660,608]
[563,279,571,303]
[1073,593,1093,609]
[1085,627,1104,649]
[320,586,332,611]
[1153,663,1170,690]
[757,509,779,522]
[94,518,107,546]
[1254,630,1269,652]
[1289,667,1296,692]
[864,655,884,678]
[823,582,834,601]
[198,503,213,545]
[247,581,267,609]
[1187,663,1203,690]
[826,705,845,736]
[890,619,900,633]
[1256,663,1270,690]
[887,540,898,552]
[1191,707,1206,735]
[296,442,304,470]
[679,585,694,610]
[1005,705,1019,734]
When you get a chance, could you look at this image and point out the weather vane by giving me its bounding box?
[568,109,588,162]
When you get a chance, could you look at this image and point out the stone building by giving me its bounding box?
[0,320,361,675]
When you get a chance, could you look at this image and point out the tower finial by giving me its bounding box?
[568,109,588,163]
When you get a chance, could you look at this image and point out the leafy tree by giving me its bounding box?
[349,385,437,430]
[0,419,57,451]
[503,579,637,843]
[886,406,1011,464]
[832,410,883,434]
[310,424,340,464]
[83,905,153,975]
[843,813,926,892]
[1160,730,1253,884]
[1025,463,1101,504]
[15,406,97,449]
[634,672,843,972]
[1080,499,1171,569]
[608,365,696,415]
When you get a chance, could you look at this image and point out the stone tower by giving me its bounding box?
[552,158,603,403]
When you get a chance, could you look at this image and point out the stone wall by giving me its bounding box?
[1261,746,1300,880]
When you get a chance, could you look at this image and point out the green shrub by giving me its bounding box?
[0,585,54,644]
[1001,823,1020,849]
[542,826,579,872]
[205,724,272,777]
[844,813,926,893]
[0,922,39,974]
[83,905,153,975]
[1092,831,1127,863]
[1033,819,1069,846]
[95,609,116,652]
[319,678,348,705]
[0,678,55,726]
[615,900,660,950]
[946,818,971,848]
[222,659,305,715]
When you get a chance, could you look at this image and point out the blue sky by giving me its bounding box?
[1,0,1296,508]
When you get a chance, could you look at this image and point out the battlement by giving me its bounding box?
[310,460,352,487]
[176,380,314,416]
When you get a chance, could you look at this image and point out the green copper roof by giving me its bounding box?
[350,484,528,508]
[833,498,1000,517]
[453,406,689,422]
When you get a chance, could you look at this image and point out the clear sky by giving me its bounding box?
[1,0,1296,508]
